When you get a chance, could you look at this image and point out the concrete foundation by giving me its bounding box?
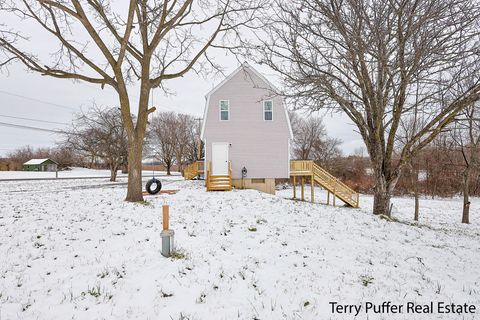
[232,178,276,194]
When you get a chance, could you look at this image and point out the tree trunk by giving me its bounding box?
[462,169,471,224]
[166,162,171,176]
[125,137,144,202]
[414,193,420,221]
[110,164,118,182]
[372,172,398,216]
[373,183,391,216]
[411,166,420,221]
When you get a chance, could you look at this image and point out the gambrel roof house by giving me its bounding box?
[182,62,359,206]
[200,62,293,194]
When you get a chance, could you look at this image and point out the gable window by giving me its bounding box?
[263,100,273,121]
[220,100,229,121]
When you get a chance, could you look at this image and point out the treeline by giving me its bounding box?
[6,145,85,170]
[288,108,480,223]
[5,106,479,215]
[3,107,203,181]
[57,107,203,180]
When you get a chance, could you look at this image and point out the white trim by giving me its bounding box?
[219,100,230,121]
[204,140,207,174]
[263,100,273,121]
[283,98,294,139]
[287,138,291,176]
[200,95,208,140]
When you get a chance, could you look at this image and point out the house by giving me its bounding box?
[23,158,58,172]
[184,63,360,206]
[200,63,293,194]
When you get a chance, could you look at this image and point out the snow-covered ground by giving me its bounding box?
[0,179,479,320]
[0,167,177,180]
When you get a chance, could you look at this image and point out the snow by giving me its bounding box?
[23,158,55,165]
[0,179,479,319]
[0,167,178,180]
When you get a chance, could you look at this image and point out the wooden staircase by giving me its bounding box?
[206,160,232,191]
[183,160,204,180]
[290,160,359,207]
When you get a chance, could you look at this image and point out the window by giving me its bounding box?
[220,100,229,121]
[263,100,273,121]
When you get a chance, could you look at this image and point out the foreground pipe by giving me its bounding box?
[161,205,174,257]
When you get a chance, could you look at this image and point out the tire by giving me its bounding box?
[146,178,162,195]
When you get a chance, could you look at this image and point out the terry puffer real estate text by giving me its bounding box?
[329,301,476,316]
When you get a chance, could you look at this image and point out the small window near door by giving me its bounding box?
[220,100,229,121]
[264,100,273,121]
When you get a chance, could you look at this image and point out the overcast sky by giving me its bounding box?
[0,57,364,157]
[0,7,364,158]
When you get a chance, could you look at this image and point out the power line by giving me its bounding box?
[0,121,64,133]
[0,114,69,125]
[0,90,78,111]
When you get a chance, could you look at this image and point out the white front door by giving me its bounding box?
[212,142,229,175]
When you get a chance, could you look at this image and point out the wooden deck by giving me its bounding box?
[182,160,204,180]
[183,159,359,206]
[290,160,359,208]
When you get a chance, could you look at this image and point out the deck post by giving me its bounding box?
[301,176,305,201]
[311,175,314,203]
[333,182,336,207]
[293,176,296,199]
[327,191,330,205]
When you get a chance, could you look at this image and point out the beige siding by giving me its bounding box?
[203,65,291,179]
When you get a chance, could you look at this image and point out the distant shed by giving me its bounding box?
[23,158,58,172]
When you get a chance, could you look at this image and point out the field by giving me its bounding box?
[0,167,162,180]
[0,174,479,319]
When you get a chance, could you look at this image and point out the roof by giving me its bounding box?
[200,62,293,140]
[23,158,57,165]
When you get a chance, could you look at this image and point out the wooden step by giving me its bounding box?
[208,186,231,191]
[209,180,230,184]
[313,171,358,207]
[207,174,232,191]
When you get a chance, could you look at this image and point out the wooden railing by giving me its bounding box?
[290,160,313,174]
[183,160,204,180]
[206,160,212,188]
[206,160,232,191]
[290,160,359,207]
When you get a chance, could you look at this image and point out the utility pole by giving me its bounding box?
[194,117,203,160]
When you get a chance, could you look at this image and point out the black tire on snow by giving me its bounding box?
[146,178,162,195]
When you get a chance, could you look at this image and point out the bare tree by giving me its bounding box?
[150,111,177,175]
[6,146,35,166]
[290,112,342,168]
[0,0,262,201]
[7,145,83,169]
[174,113,196,171]
[185,117,204,163]
[258,0,480,215]
[61,106,128,181]
[450,105,480,223]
